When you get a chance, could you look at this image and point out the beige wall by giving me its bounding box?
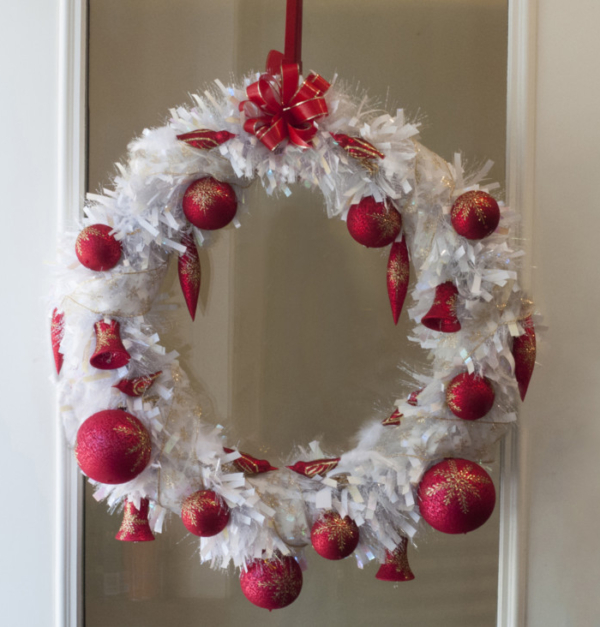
[523,1,600,624]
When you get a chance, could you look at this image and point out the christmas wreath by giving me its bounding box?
[51,48,536,610]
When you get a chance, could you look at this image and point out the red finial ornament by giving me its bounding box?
[116,498,155,542]
[512,315,536,401]
[178,232,201,320]
[90,319,131,370]
[387,237,410,324]
[51,308,65,374]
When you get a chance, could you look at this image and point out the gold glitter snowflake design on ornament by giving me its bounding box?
[257,560,302,605]
[313,514,356,551]
[182,491,221,527]
[372,211,401,240]
[388,257,409,288]
[425,459,491,514]
[113,416,151,472]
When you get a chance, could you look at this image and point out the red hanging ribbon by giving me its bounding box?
[240,51,330,151]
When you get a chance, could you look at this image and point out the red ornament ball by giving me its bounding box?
[181,489,230,537]
[75,224,122,271]
[418,458,496,534]
[450,191,500,240]
[347,196,402,248]
[182,177,237,230]
[240,556,303,610]
[446,372,495,420]
[75,410,151,484]
[310,511,360,560]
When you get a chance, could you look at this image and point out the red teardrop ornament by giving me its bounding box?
[181,489,230,537]
[75,409,151,484]
[382,408,402,427]
[311,511,360,560]
[446,372,495,420]
[375,537,415,581]
[176,129,235,150]
[421,282,461,333]
[75,224,122,271]
[512,315,536,401]
[418,458,496,534]
[114,372,162,397]
[51,308,65,374]
[387,238,410,324]
[182,177,237,230]
[451,191,500,240]
[240,556,303,610]
[287,458,341,477]
[223,447,278,474]
[116,498,155,542]
[177,232,201,320]
[347,197,402,248]
[90,319,131,370]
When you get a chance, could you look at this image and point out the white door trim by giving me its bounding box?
[57,2,535,625]
[56,1,87,627]
[498,0,538,626]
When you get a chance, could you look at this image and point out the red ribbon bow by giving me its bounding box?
[240,51,330,151]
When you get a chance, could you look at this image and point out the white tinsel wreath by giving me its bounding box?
[50,59,537,604]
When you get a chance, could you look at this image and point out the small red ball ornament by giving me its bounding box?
[181,489,230,537]
[450,191,500,240]
[75,224,122,271]
[310,511,360,560]
[346,196,402,248]
[75,410,151,484]
[240,556,303,610]
[446,372,495,420]
[418,458,496,534]
[182,177,238,230]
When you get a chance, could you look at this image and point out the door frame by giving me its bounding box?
[56,1,538,625]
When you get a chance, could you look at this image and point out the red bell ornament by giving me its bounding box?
[116,498,155,542]
[240,556,303,610]
[450,191,500,240]
[446,372,495,420]
[178,232,201,320]
[418,458,496,534]
[181,489,230,537]
[182,177,237,231]
[75,224,122,271]
[387,238,410,325]
[75,409,151,484]
[421,282,461,332]
[51,308,65,374]
[512,315,536,401]
[375,537,415,582]
[311,511,360,560]
[347,197,402,248]
[90,319,130,370]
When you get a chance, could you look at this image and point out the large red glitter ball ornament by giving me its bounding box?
[310,511,360,560]
[446,372,495,420]
[346,196,402,248]
[240,556,303,610]
[75,410,151,484]
[418,458,496,534]
[181,489,230,537]
[450,191,500,240]
[75,224,122,271]
[182,177,237,230]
